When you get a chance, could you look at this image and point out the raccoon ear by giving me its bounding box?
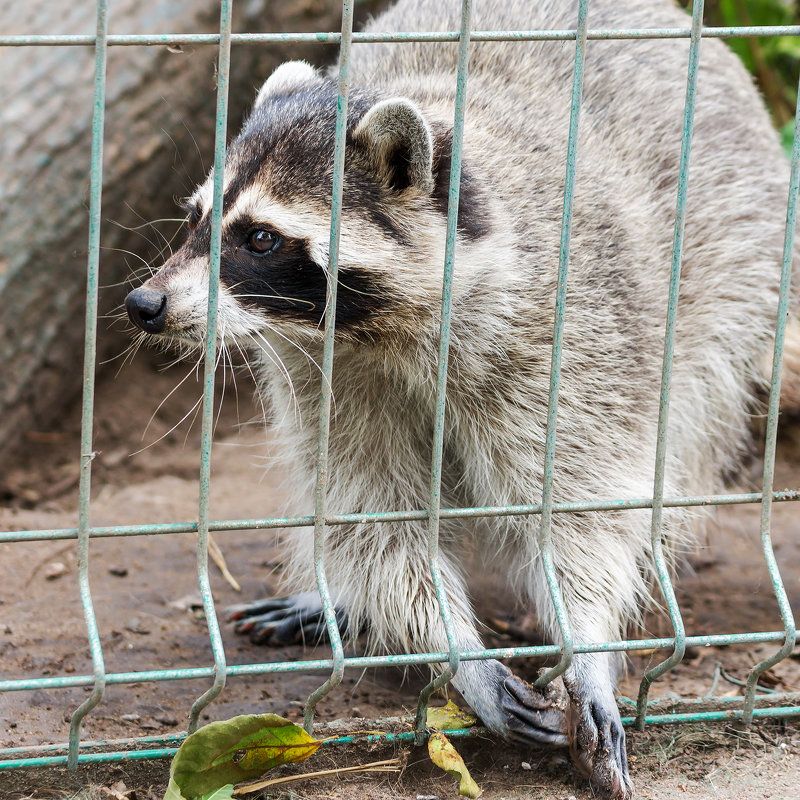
[353,99,435,194]
[255,60,319,106]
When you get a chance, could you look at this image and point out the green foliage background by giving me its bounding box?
[684,0,800,151]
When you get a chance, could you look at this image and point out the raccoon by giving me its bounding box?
[125,0,800,797]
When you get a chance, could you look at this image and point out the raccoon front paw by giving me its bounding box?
[566,686,633,800]
[454,660,569,747]
[500,670,570,746]
[227,591,348,646]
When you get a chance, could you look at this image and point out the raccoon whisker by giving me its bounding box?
[161,216,188,261]
[334,277,382,299]
[128,388,204,456]
[121,201,185,262]
[101,337,138,368]
[116,205,173,256]
[149,336,205,372]
[159,118,203,194]
[108,217,186,232]
[179,117,207,175]
[247,331,302,427]
[224,280,313,311]
[100,248,158,282]
[101,303,133,323]
[220,332,243,431]
[103,330,148,373]
[141,354,203,442]
[230,293,317,310]
[247,330,299,406]
[101,247,154,271]
[122,201,176,245]
[260,322,327,384]
[259,322,336,419]
[213,322,233,438]
[181,392,205,448]
[125,331,152,370]
[100,269,155,290]
[232,336,269,428]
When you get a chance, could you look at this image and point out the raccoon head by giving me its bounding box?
[125,60,489,351]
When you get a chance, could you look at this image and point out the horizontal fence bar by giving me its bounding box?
[3,26,800,48]
[1,630,794,693]
[3,686,793,757]
[0,748,180,770]
[0,733,187,757]
[3,704,800,770]
[3,489,797,543]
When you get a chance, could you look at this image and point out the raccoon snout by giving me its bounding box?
[126,287,168,334]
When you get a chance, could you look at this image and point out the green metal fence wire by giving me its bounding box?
[302,0,354,736]
[186,0,234,739]
[634,0,706,729]
[413,0,473,746]
[1,0,799,772]
[531,0,589,692]
[66,0,109,771]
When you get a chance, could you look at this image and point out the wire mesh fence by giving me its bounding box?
[1,0,799,774]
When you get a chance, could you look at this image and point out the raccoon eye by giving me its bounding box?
[187,206,202,231]
[247,229,281,255]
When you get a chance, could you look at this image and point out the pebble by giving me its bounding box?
[44,562,68,580]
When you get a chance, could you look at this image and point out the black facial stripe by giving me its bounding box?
[431,126,491,241]
[219,235,392,332]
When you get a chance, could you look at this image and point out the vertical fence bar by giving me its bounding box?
[532,0,591,689]
[412,0,473,743]
[635,0,705,729]
[186,0,234,734]
[741,80,800,725]
[302,0,355,734]
[67,0,109,769]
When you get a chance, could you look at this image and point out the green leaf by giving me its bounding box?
[426,700,477,730]
[168,714,321,799]
[198,787,236,800]
[163,776,186,800]
[428,731,482,798]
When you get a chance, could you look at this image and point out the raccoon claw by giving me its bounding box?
[500,672,570,747]
[227,595,348,646]
[227,596,295,622]
[566,690,633,800]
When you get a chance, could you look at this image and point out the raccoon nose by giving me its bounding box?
[125,287,168,334]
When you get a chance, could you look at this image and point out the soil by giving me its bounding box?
[1,348,799,799]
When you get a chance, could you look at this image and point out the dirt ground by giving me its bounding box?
[1,349,800,799]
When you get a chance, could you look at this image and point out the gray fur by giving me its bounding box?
[126,1,800,797]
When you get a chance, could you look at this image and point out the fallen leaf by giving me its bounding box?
[100,781,132,800]
[426,700,477,730]
[168,714,320,799]
[428,732,482,798]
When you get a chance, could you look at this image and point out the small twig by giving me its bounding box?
[232,758,402,794]
[203,532,241,592]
